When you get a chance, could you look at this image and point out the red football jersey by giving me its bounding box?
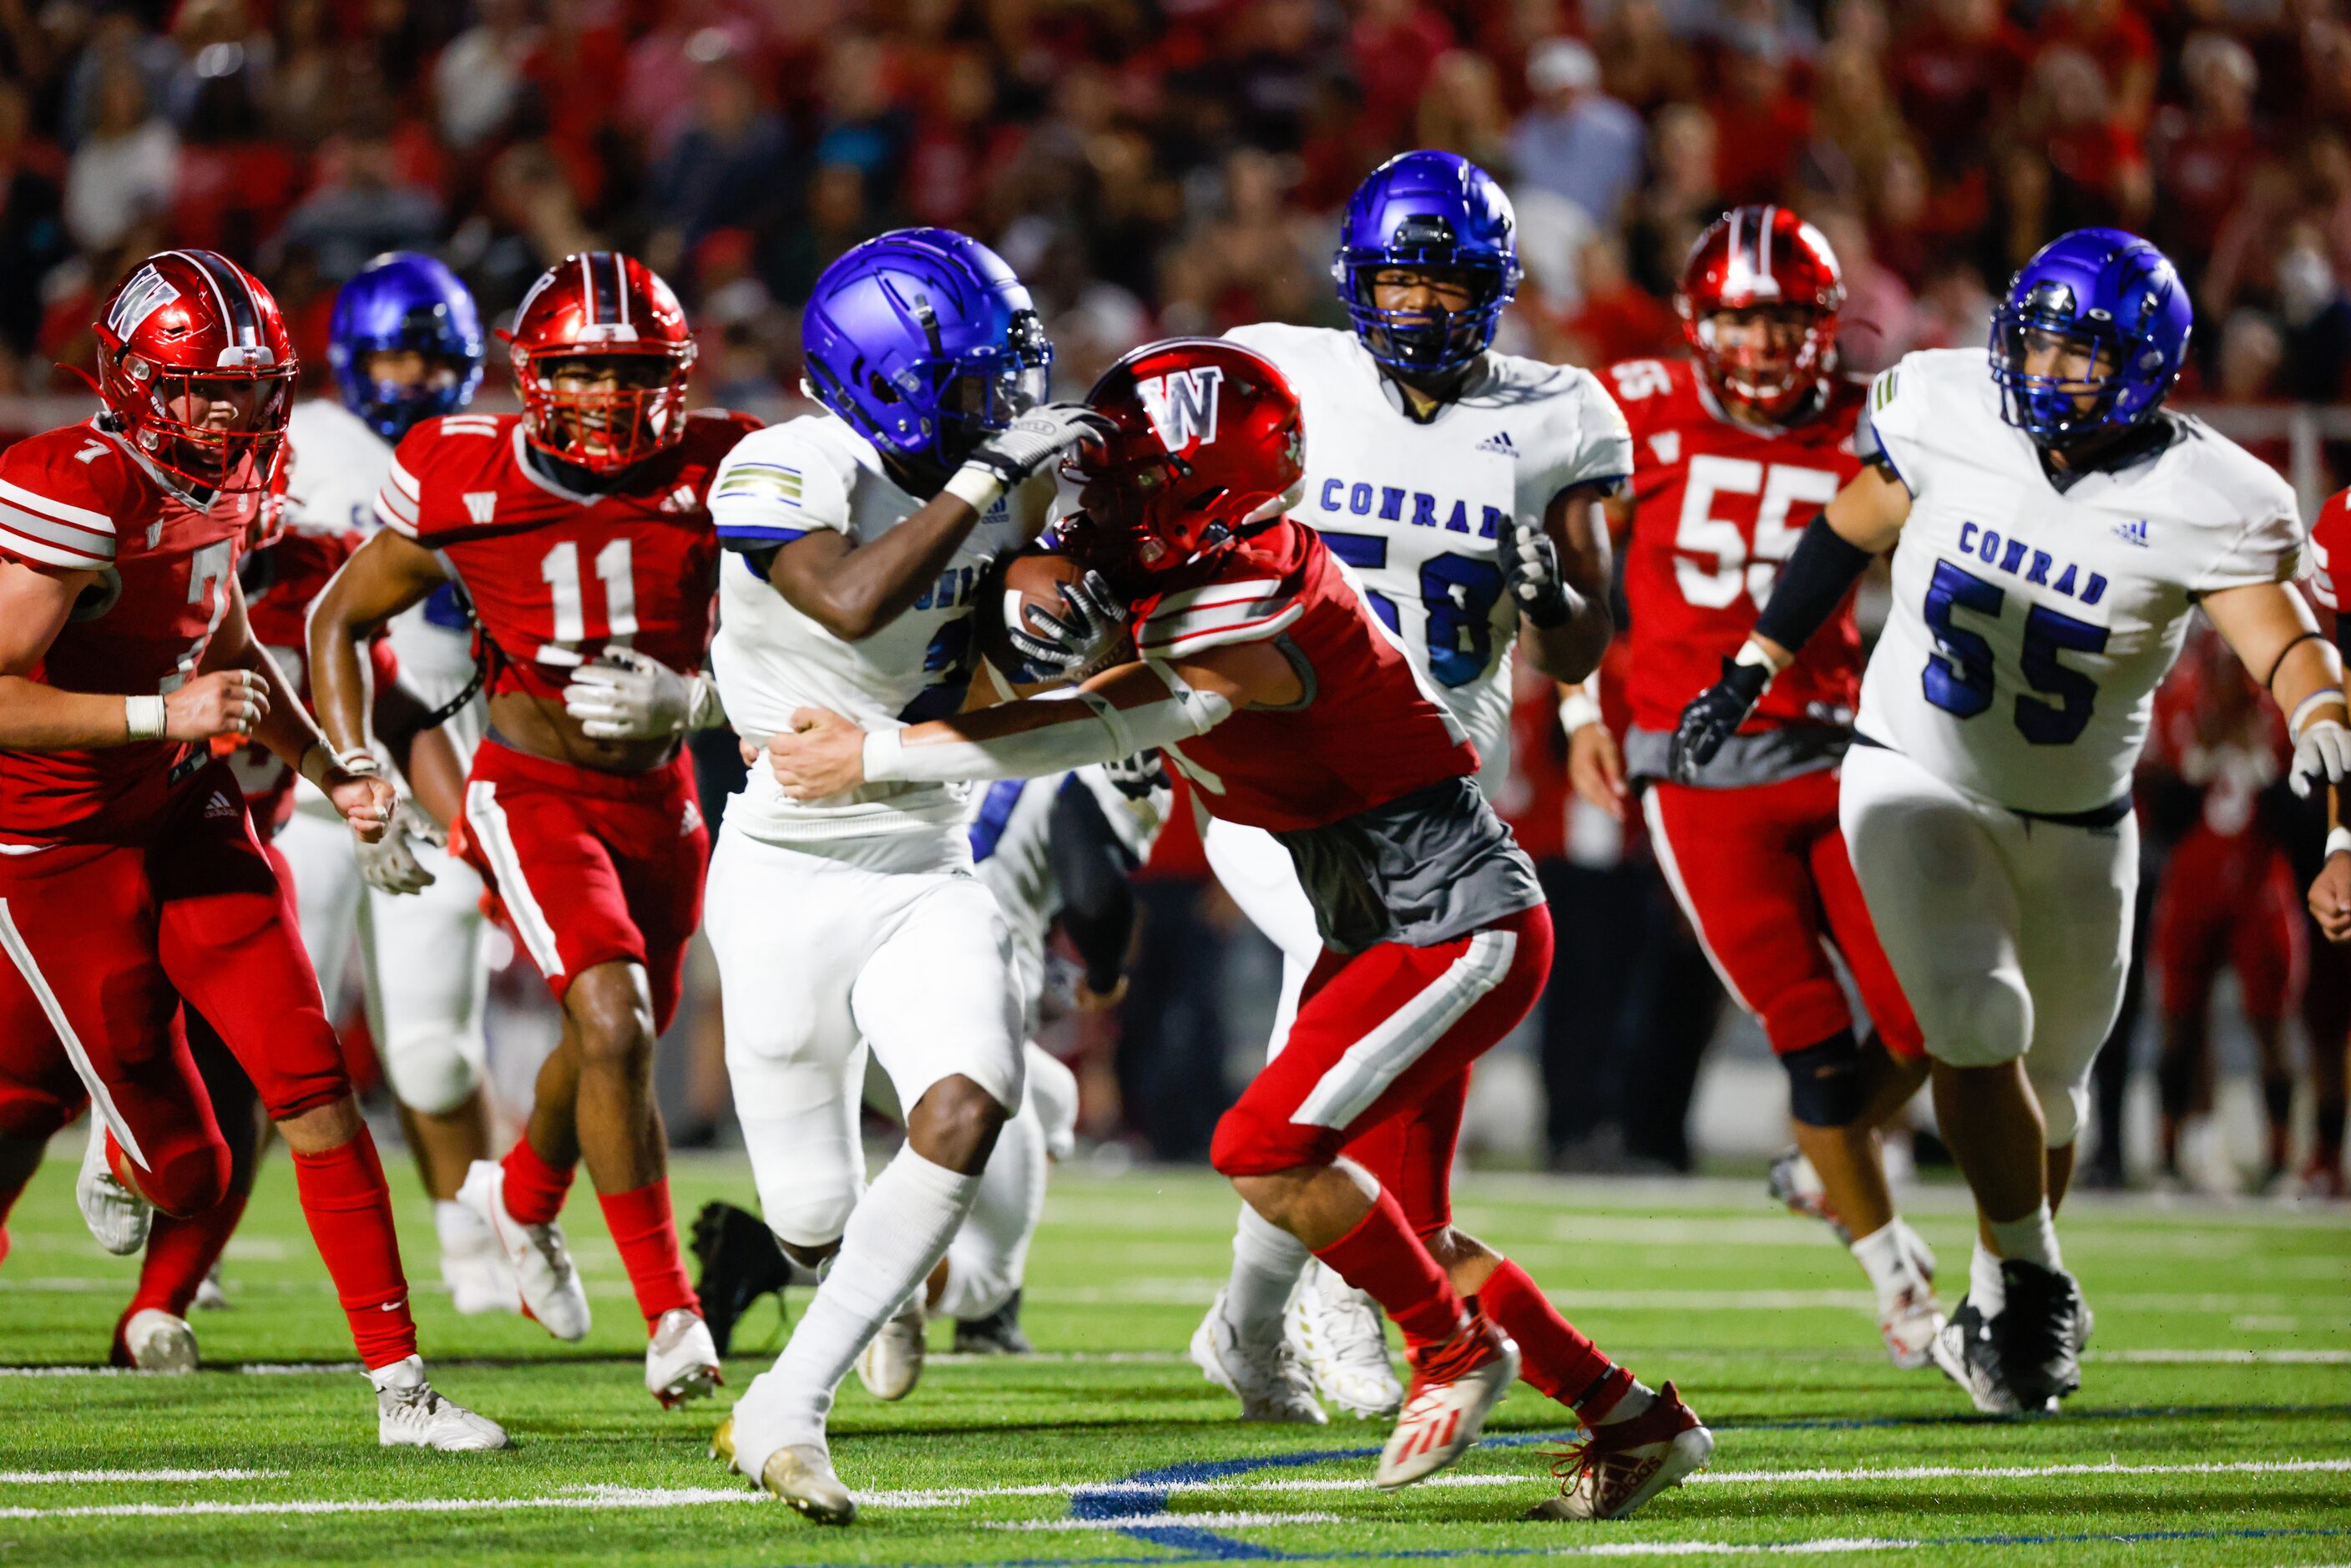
[1131,518,1478,832]
[2146,629,2288,843]
[1605,357,1867,735]
[376,410,757,706]
[225,523,387,835]
[2310,486,2351,623]
[0,421,259,846]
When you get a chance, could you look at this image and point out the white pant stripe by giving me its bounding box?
[0,899,148,1167]
[1290,928,1516,1130]
[463,781,565,981]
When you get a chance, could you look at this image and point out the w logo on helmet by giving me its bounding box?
[106,266,180,338]
[1136,367,1223,453]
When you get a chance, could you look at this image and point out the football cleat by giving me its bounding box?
[118,1308,198,1373]
[192,1264,228,1312]
[647,1307,723,1408]
[1529,1381,1714,1520]
[691,1201,793,1356]
[1878,1277,1945,1372]
[953,1289,1034,1355]
[710,1414,737,1469]
[1929,1296,2020,1415]
[1287,1260,1402,1418]
[1998,1259,2087,1413]
[457,1160,590,1342]
[1377,1312,1518,1490]
[78,1119,150,1256]
[761,1441,856,1525]
[372,1355,511,1450]
[438,1199,521,1316]
[1191,1288,1327,1424]
[854,1300,925,1401]
[1767,1146,1851,1245]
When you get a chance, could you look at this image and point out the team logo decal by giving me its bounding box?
[1136,367,1223,452]
[106,266,182,339]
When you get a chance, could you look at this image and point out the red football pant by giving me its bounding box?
[120,1013,262,1341]
[1644,770,1924,1062]
[456,740,705,1032]
[2153,827,2303,1024]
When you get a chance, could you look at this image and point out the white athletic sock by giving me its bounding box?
[1969,1239,2007,1318]
[1985,1202,2062,1275]
[1225,1203,1310,1345]
[933,1107,1046,1322]
[730,1146,980,1474]
[1849,1221,1914,1306]
[1594,1378,1656,1425]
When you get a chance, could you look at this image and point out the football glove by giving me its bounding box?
[2291,716,2351,799]
[1103,750,1168,800]
[1005,569,1130,679]
[1499,520,1575,628]
[1670,656,1773,782]
[354,797,440,895]
[961,404,1114,489]
[563,648,725,740]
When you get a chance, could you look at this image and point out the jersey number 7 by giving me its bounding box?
[1921,559,2109,745]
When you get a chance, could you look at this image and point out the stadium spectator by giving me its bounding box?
[1509,37,1646,230]
[63,58,175,254]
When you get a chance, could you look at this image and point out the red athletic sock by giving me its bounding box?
[501,1136,576,1227]
[125,1185,250,1323]
[1478,1257,1620,1409]
[1312,1187,1468,1350]
[598,1179,700,1329]
[289,1131,416,1370]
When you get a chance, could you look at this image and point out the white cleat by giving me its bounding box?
[1529,1381,1713,1520]
[647,1307,723,1408]
[437,1200,521,1317]
[77,1118,149,1256]
[854,1300,925,1401]
[1191,1288,1327,1424]
[1286,1260,1402,1419]
[191,1264,227,1312]
[760,1441,856,1525]
[1878,1221,1944,1371]
[1377,1313,1518,1490]
[372,1355,511,1450]
[121,1308,198,1373]
[456,1160,590,1342]
[1767,1146,1851,1245]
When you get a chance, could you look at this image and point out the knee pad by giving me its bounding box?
[1922,978,2031,1070]
[2029,1068,2088,1150]
[756,1175,859,1252]
[1210,1104,1333,1179]
[933,1243,1019,1322]
[382,1031,483,1118]
[1021,1043,1079,1161]
[1781,1029,1868,1128]
[135,1133,232,1218]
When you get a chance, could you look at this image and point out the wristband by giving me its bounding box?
[336,747,383,777]
[943,464,1006,515]
[297,742,337,789]
[124,695,167,741]
[1733,639,1786,677]
[1558,685,1602,735]
[2288,689,2348,741]
[862,728,906,783]
[2330,827,2351,861]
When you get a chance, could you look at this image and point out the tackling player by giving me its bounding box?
[1196,149,1628,1424]
[1677,229,2351,1414]
[310,251,755,1408]
[1569,208,1940,1366]
[764,338,1712,1523]
[0,249,503,1447]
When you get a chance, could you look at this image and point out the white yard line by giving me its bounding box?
[2084,1348,2351,1364]
[0,1469,288,1484]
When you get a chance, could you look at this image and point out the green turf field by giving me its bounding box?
[0,1149,2344,1566]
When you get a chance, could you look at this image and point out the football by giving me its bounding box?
[974,548,1134,683]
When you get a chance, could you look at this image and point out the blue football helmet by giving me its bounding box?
[1332,151,1523,378]
[801,229,1051,484]
[327,252,485,441]
[1990,228,2191,448]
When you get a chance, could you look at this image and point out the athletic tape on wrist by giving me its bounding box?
[124,695,167,741]
[2288,688,2348,741]
[943,464,1006,514]
[2328,827,2351,862]
[1558,685,1601,734]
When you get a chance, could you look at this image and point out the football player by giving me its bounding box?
[2288,484,2351,1194]
[310,251,756,1408]
[764,338,1712,1522]
[670,230,1104,1521]
[1677,229,2351,1414]
[0,250,503,1447]
[1194,150,1628,1423]
[1566,208,1941,1366]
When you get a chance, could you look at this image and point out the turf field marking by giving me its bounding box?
[0,1469,289,1483]
[2086,1348,2351,1364]
[1001,1512,1345,1531]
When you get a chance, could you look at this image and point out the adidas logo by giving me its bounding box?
[204,792,238,822]
[2112,518,2151,548]
[1474,431,1519,456]
[463,492,498,524]
[661,484,697,514]
[680,799,704,838]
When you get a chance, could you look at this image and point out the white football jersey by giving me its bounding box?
[1223,321,1631,788]
[1858,348,2303,816]
[709,412,1049,854]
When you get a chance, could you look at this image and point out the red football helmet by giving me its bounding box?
[1058,338,1306,586]
[506,251,696,475]
[91,250,296,497]
[1677,205,1844,421]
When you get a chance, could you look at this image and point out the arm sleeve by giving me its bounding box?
[710,427,855,553]
[0,433,124,569]
[1047,780,1141,993]
[1752,515,1878,655]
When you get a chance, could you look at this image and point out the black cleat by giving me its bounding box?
[690,1201,791,1357]
[954,1290,1034,1355]
[1998,1259,2086,1412]
[1929,1295,2020,1415]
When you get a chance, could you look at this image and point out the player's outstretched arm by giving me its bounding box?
[206,574,395,842]
[1511,481,1616,684]
[761,639,1299,798]
[1669,463,1912,781]
[306,529,449,762]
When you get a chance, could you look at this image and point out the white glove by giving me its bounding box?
[1004,569,1130,678]
[354,797,438,895]
[959,403,1114,489]
[2291,716,2351,798]
[563,648,724,740]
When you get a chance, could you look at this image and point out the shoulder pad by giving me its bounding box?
[1135,576,1304,660]
[0,424,138,569]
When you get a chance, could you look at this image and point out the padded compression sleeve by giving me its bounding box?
[864,665,1233,784]
[1048,783,1141,993]
[1752,515,1878,657]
